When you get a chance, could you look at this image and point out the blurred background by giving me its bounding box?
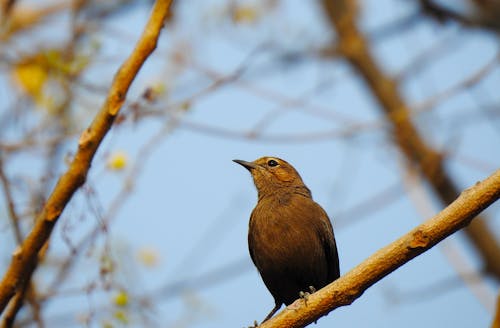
[0,0,499,327]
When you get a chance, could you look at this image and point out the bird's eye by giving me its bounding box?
[267,159,279,167]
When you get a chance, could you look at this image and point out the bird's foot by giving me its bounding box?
[299,286,317,306]
[299,290,311,306]
[247,320,259,328]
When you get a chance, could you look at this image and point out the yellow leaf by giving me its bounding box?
[114,310,128,324]
[102,321,113,328]
[107,151,128,171]
[12,59,48,103]
[137,247,160,267]
[114,291,128,307]
[232,5,259,24]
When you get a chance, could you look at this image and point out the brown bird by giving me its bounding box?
[234,156,340,323]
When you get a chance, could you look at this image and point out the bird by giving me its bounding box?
[233,156,340,323]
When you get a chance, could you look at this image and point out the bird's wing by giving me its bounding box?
[248,211,258,267]
[317,206,340,281]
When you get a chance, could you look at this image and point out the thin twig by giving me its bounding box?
[0,156,22,243]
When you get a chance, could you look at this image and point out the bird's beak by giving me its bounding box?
[233,159,258,171]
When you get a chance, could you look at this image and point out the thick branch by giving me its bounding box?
[321,0,500,280]
[260,168,500,327]
[493,292,500,328]
[0,0,173,315]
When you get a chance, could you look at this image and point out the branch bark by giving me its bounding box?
[493,292,500,328]
[260,168,500,327]
[320,0,500,280]
[0,0,173,315]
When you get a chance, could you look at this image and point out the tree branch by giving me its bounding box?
[320,0,500,280]
[0,157,22,244]
[260,168,500,327]
[493,292,500,328]
[418,0,474,25]
[0,0,173,315]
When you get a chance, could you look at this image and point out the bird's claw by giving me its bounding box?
[299,290,311,305]
[299,286,317,306]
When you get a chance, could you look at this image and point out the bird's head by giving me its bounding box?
[233,156,309,198]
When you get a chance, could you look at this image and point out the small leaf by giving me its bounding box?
[232,5,259,24]
[137,247,160,267]
[114,290,128,307]
[12,58,48,103]
[107,151,128,171]
[114,310,129,324]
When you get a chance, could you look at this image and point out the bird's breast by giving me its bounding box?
[248,194,326,266]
